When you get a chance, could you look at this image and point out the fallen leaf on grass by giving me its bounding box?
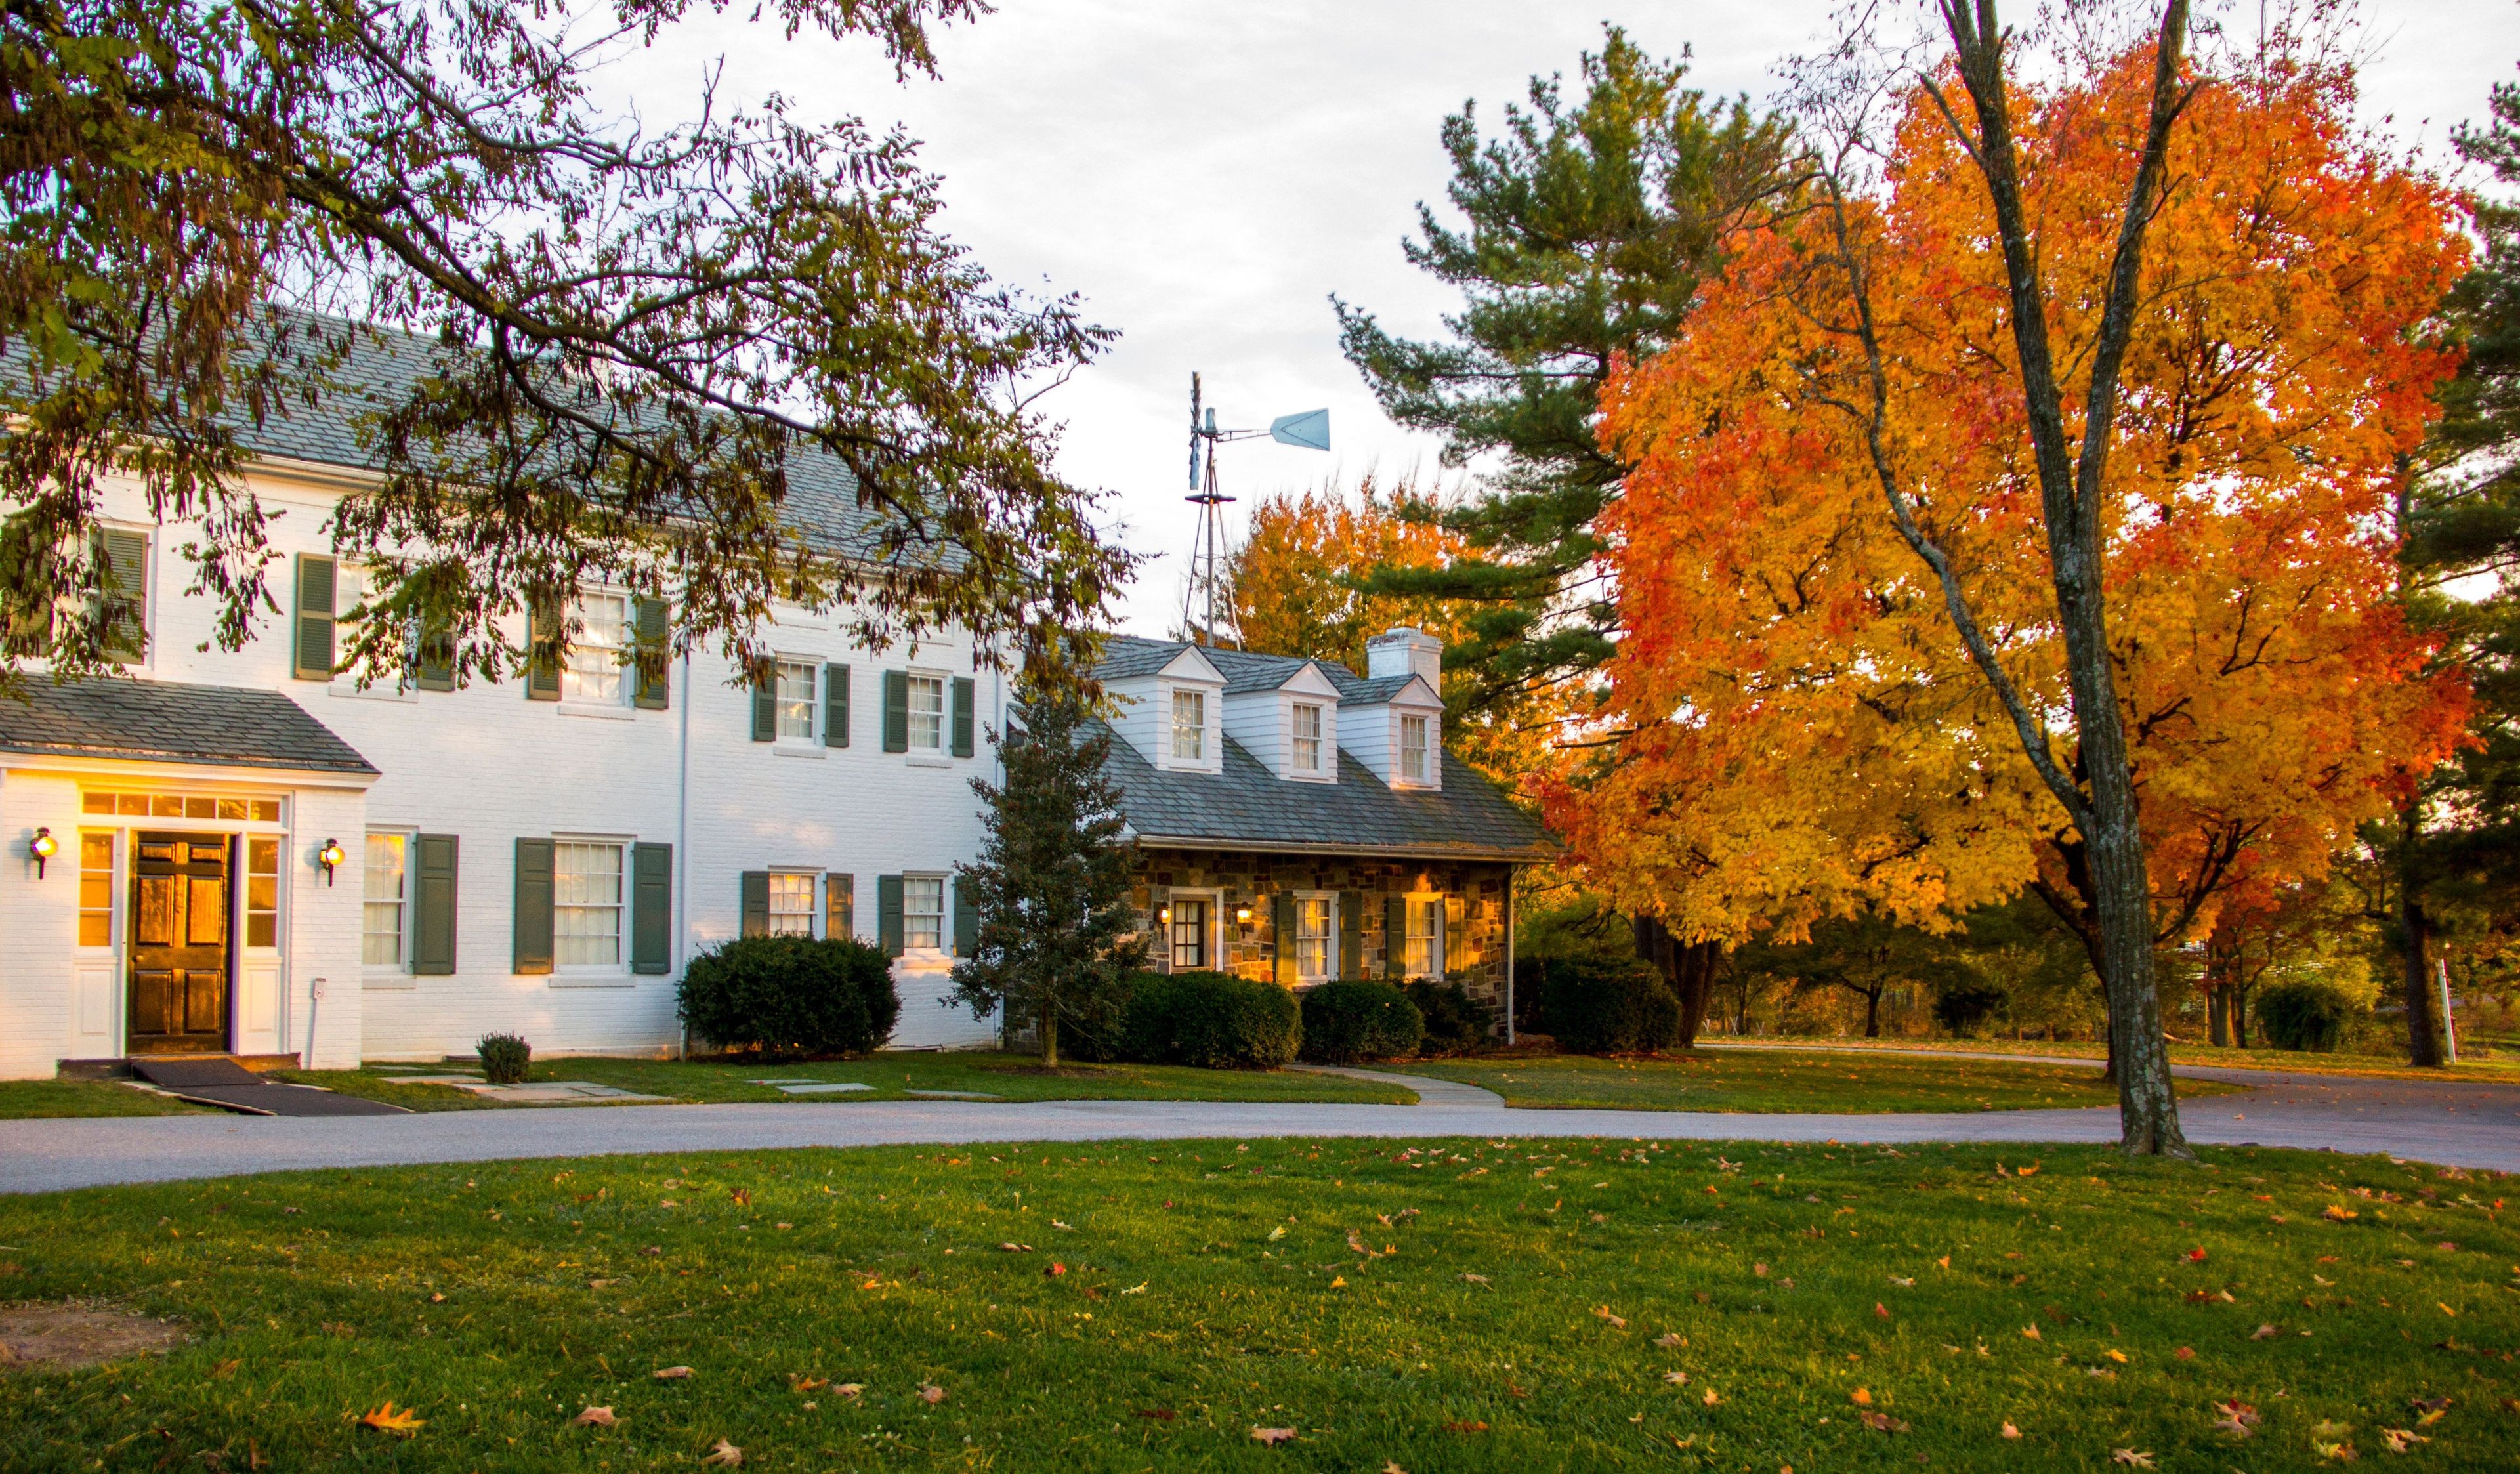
[791,1377,827,1394]
[2380,1429,2428,1454]
[2022,1324,2042,1341]
[1593,1305,1627,1329]
[2002,1422,2021,1440]
[1133,1408,1176,1421]
[1850,1388,1872,1406]
[702,1437,743,1466]
[2104,1349,2128,1364]
[358,1403,425,1437]
[1045,1263,1066,1278]
[2175,1347,2195,1361]
[654,1366,695,1379]
[1329,1276,1347,1289]
[2110,1451,2153,1468]
[1874,1302,1890,1319]
[1889,1276,1914,1288]
[1654,1332,1685,1349]
[999,1242,1032,1253]
[1858,1410,1908,1434]
[834,1383,863,1399]
[1460,1273,1490,1286]
[1383,1464,1408,1474]
[571,1407,616,1429]
[1702,1389,1721,1407]
[729,1189,751,1208]
[1444,1421,1490,1433]
[2324,1205,2359,1222]
[919,1384,945,1405]
[588,1279,619,1290]
[1251,1427,1295,1446]
[1664,1371,1689,1385]
[1267,1226,1286,1241]
[210,1359,239,1379]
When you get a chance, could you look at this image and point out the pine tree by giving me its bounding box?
[949,680,1148,1066]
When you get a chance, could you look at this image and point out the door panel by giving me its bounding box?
[127,831,232,1054]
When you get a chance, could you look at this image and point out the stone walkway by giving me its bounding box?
[5,1063,2516,1194]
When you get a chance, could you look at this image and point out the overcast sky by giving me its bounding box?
[612,0,2519,635]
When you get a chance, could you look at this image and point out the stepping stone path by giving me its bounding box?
[752,1080,875,1095]
[390,1074,672,1105]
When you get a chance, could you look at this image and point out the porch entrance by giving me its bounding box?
[126,832,234,1055]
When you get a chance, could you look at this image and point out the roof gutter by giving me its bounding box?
[1127,833,1556,864]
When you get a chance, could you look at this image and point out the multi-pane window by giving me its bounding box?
[1295,896,1333,980]
[1406,896,1445,978]
[1171,689,1206,761]
[902,875,945,950]
[245,837,280,948]
[768,872,816,935]
[1292,702,1323,772]
[1399,714,1431,782]
[1169,898,1209,970]
[81,790,279,822]
[364,833,408,966]
[908,675,946,751]
[563,592,629,704]
[78,830,114,946]
[555,841,624,966]
[776,659,818,740]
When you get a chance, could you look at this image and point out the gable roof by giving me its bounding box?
[0,679,379,775]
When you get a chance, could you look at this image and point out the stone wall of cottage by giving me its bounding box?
[1132,848,1515,1022]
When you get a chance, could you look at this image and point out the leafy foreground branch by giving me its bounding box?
[3,1141,2511,1471]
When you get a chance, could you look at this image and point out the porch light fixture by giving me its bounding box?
[1158,905,1173,925]
[317,837,346,885]
[1235,905,1253,924]
[28,826,56,879]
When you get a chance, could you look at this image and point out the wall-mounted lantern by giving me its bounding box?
[1158,905,1173,925]
[1235,904,1253,925]
[28,827,56,879]
[317,837,346,885]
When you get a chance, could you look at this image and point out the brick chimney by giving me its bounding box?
[1366,627,1441,689]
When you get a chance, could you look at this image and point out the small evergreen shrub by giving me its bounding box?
[475,1032,531,1084]
[1299,980,1425,1063]
[1931,983,2011,1038]
[1406,978,1496,1056]
[678,935,901,1059]
[1120,971,1301,1069]
[2256,982,2355,1053]
[1540,955,1682,1054]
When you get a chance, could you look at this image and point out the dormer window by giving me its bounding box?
[1400,714,1431,783]
[1292,702,1324,772]
[1171,689,1206,762]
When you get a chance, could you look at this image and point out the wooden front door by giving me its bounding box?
[127,832,234,1054]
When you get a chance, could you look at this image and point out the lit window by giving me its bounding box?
[902,875,945,950]
[776,659,817,740]
[908,675,946,751]
[245,837,280,948]
[1400,714,1431,782]
[81,790,278,822]
[78,830,114,946]
[555,841,624,966]
[1406,896,1445,978]
[1169,897,1209,970]
[1296,896,1333,981]
[768,872,816,935]
[364,833,407,966]
[1171,689,1205,761]
[1292,702,1322,772]
[563,592,629,704]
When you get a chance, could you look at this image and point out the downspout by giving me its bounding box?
[676,646,692,1062]
[1503,870,1517,1047]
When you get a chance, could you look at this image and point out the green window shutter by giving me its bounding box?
[1338,891,1363,982]
[1272,892,1297,987]
[513,837,555,974]
[951,676,976,758]
[824,872,854,941]
[883,671,908,752]
[824,663,850,748]
[98,528,148,662]
[631,843,672,974]
[877,874,904,958]
[526,597,562,701]
[415,615,455,692]
[953,875,979,957]
[750,664,777,742]
[740,870,770,938]
[1385,893,1408,980]
[632,597,669,710]
[291,553,337,681]
[411,834,459,975]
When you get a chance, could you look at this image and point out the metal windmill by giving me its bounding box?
[1181,371,1330,646]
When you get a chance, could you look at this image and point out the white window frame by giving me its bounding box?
[327,562,420,701]
[553,838,628,972]
[906,673,947,754]
[1292,701,1324,774]
[94,522,152,671]
[1171,688,1206,763]
[1405,894,1446,979]
[1163,889,1219,972]
[1398,713,1432,784]
[774,656,820,746]
[901,873,947,952]
[363,830,412,972]
[561,589,633,709]
[766,870,818,937]
[1294,892,1335,983]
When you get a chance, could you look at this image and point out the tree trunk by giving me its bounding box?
[1863,987,1881,1038]
[1039,1003,1060,1068]
[2206,985,2228,1047]
[1633,917,1721,1049]
[2400,888,2445,1068]
[2231,984,2251,1049]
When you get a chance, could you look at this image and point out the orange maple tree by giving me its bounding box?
[1552,43,2471,994]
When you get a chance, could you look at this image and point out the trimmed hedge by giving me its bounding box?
[1300,980,1425,1063]
[2256,981,2354,1053]
[677,935,901,1059]
[476,1032,531,1084]
[1931,983,2010,1037]
[1118,971,1301,1069]
[1538,954,1681,1054]
[1406,979,1496,1057]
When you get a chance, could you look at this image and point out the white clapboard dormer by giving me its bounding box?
[1222,658,1345,784]
[1102,642,1227,775]
[1339,627,1444,791]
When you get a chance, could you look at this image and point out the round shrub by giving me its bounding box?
[1300,980,1426,1063]
[1121,971,1301,1069]
[678,935,901,1059]
[1406,979,1496,1056]
[2256,982,2354,1053]
[1541,954,1682,1054]
[476,1032,531,1084]
[1931,983,2011,1038]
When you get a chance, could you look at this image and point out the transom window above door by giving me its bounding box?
[82,790,281,822]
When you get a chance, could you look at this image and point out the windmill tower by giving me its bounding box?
[1180,371,1330,646]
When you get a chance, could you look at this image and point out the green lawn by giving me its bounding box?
[0,1078,210,1118]
[270,1053,1419,1112]
[1706,1035,2520,1084]
[3,1141,2511,1471]
[1393,1049,2244,1113]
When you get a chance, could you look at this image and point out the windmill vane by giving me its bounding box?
[1179,371,1329,647]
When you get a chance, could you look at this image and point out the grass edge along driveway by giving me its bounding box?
[1391,1048,2245,1113]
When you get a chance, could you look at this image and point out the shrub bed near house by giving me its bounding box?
[1299,979,1425,1063]
[1540,954,1682,1054]
[2256,981,2355,1053]
[1117,970,1302,1069]
[1406,978,1496,1056]
[677,935,901,1059]
[475,1032,532,1084]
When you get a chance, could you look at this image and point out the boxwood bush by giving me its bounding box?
[475,1032,532,1084]
[1539,954,1682,1054]
[678,935,900,1059]
[1299,979,1425,1063]
[1116,970,1301,1069]
[1406,978,1496,1056]
[2256,981,2355,1053]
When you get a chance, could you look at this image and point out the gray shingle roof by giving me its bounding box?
[1099,633,1423,700]
[0,679,378,775]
